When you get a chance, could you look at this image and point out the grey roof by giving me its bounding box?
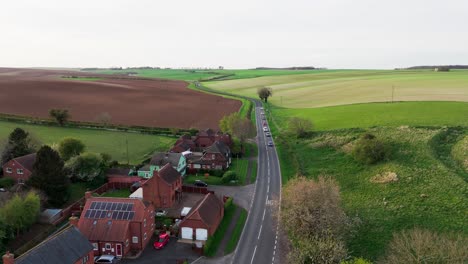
[158,163,181,184]
[15,226,93,264]
[204,141,230,156]
[150,152,182,167]
[139,164,151,171]
[13,153,36,172]
[107,168,131,176]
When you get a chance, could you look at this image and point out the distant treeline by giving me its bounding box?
[401,65,468,70]
[254,66,322,70]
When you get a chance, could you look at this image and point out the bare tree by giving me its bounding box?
[49,109,70,126]
[287,117,313,138]
[257,87,273,103]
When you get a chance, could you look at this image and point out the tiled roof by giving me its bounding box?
[12,153,36,172]
[15,226,93,264]
[149,152,182,167]
[157,164,181,184]
[78,197,148,242]
[204,141,230,156]
[182,193,223,228]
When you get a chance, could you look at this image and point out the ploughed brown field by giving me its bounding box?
[0,68,241,129]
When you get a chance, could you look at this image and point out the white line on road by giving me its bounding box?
[258,224,263,239]
[262,209,266,220]
[250,246,257,264]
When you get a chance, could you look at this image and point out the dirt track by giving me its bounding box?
[0,68,241,129]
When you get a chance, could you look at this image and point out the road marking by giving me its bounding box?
[272,256,275,263]
[250,246,257,264]
[267,184,269,193]
[258,224,263,239]
[262,208,266,220]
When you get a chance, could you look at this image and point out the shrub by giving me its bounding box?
[352,133,387,164]
[0,177,14,188]
[224,197,233,209]
[221,171,237,183]
[341,257,372,264]
[58,137,85,161]
[212,169,224,177]
[49,108,70,126]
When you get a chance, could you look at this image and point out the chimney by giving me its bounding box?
[2,251,14,264]
[85,191,92,200]
[69,215,79,227]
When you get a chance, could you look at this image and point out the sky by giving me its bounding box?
[1,0,467,69]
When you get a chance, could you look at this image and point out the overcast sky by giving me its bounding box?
[1,0,467,69]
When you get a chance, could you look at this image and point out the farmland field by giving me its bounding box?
[0,120,176,164]
[206,70,468,108]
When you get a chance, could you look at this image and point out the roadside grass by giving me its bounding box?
[272,101,468,131]
[250,161,258,183]
[452,135,468,171]
[278,127,468,260]
[0,120,176,164]
[224,208,247,254]
[204,201,237,257]
[230,158,249,184]
[100,189,131,198]
[205,69,468,108]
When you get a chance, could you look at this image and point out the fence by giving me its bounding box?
[182,185,211,194]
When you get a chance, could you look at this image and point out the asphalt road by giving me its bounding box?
[231,100,282,264]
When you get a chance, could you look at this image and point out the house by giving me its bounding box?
[1,153,36,184]
[170,135,196,153]
[186,141,231,171]
[141,163,182,208]
[138,152,186,178]
[2,225,94,264]
[170,129,233,153]
[77,193,155,258]
[179,193,224,246]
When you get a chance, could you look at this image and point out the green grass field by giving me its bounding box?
[271,101,468,131]
[279,127,468,260]
[0,121,176,164]
[206,70,468,108]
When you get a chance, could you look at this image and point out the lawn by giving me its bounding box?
[0,121,176,164]
[271,101,468,131]
[230,158,249,184]
[183,175,223,185]
[205,69,468,108]
[278,127,468,260]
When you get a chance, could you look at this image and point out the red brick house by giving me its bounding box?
[170,129,232,153]
[179,193,224,244]
[142,163,182,208]
[186,141,231,170]
[2,225,94,264]
[77,194,155,258]
[1,153,36,184]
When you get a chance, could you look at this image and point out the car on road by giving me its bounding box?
[155,210,167,217]
[154,233,170,249]
[94,255,118,263]
[260,107,264,110]
[263,127,269,132]
[265,132,271,137]
[194,180,208,187]
[268,141,274,147]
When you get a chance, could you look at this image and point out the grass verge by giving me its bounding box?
[204,200,237,257]
[224,208,247,254]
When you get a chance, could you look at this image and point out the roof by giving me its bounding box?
[78,197,150,242]
[106,168,131,176]
[182,193,224,228]
[204,141,230,156]
[139,164,151,171]
[15,226,93,264]
[157,164,181,185]
[150,152,182,168]
[11,153,36,172]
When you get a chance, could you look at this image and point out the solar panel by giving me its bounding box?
[105,202,112,210]
[127,204,134,211]
[112,211,118,219]
[121,203,128,211]
[90,202,97,209]
[117,211,124,220]
[123,212,129,220]
[99,203,106,210]
[90,210,97,218]
[85,210,91,218]
[100,210,108,218]
[111,203,117,211]
[128,212,135,220]
[116,203,123,211]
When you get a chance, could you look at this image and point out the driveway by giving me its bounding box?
[121,236,200,264]
[208,184,254,210]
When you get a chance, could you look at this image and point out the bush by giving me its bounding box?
[224,197,233,209]
[221,171,237,183]
[212,169,224,177]
[0,177,14,188]
[352,133,387,164]
[341,257,372,264]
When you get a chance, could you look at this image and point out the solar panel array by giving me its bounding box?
[84,201,135,221]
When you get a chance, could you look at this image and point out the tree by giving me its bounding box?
[380,228,468,264]
[66,152,103,181]
[49,108,70,126]
[219,113,255,151]
[219,112,240,135]
[352,133,387,165]
[29,145,70,207]
[58,137,85,161]
[0,128,38,165]
[287,117,313,138]
[282,176,349,263]
[0,191,40,236]
[257,87,273,103]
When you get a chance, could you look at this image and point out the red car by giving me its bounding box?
[154,233,170,249]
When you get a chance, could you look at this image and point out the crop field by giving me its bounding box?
[206,70,468,108]
[0,120,176,164]
[277,127,468,260]
[87,68,318,81]
[270,101,468,131]
[0,68,241,129]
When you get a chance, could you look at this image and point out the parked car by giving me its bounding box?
[154,233,170,249]
[94,255,118,263]
[265,132,271,137]
[155,210,167,217]
[0,188,6,192]
[268,141,274,147]
[194,180,208,187]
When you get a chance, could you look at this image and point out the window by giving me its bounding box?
[81,255,89,264]
[5,167,12,173]
[144,233,147,240]
[132,236,138,243]
[18,179,25,184]
[144,218,147,227]
[17,169,23,174]
[92,243,98,250]
[211,154,215,160]
[105,243,111,250]
[125,239,129,247]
